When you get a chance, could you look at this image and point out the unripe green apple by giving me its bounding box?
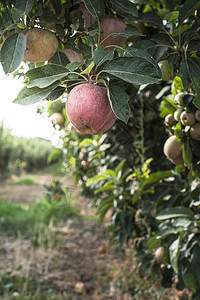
[180,111,196,126]
[23,28,58,62]
[174,108,184,121]
[163,135,184,165]
[189,123,200,140]
[158,60,173,81]
[61,49,84,63]
[66,83,117,135]
[100,16,127,50]
[50,112,65,127]
[174,92,185,107]
[164,114,176,126]
[195,110,200,122]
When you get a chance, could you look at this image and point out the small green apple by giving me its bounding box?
[158,60,173,81]
[180,111,196,126]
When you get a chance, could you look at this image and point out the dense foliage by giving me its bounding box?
[0,124,60,178]
[1,0,200,297]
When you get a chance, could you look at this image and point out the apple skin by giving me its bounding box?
[174,108,184,121]
[50,112,65,127]
[195,110,200,122]
[189,123,200,140]
[155,247,164,264]
[174,92,184,107]
[66,83,117,135]
[100,16,127,50]
[61,49,84,63]
[180,111,196,126]
[23,28,58,62]
[164,114,176,126]
[163,135,184,165]
[158,60,173,81]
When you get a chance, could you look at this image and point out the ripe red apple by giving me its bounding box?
[61,49,84,63]
[163,135,184,165]
[50,112,65,127]
[23,28,58,62]
[189,123,200,140]
[180,111,196,126]
[174,92,184,106]
[155,246,164,264]
[158,60,173,81]
[164,114,176,126]
[174,108,184,121]
[66,83,117,135]
[100,16,127,50]
[195,110,200,122]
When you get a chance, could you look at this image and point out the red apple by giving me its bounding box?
[66,83,117,135]
[195,110,200,122]
[189,123,200,140]
[158,60,173,81]
[61,49,84,63]
[163,135,184,165]
[164,114,176,126]
[100,16,127,50]
[180,111,196,126]
[23,28,58,62]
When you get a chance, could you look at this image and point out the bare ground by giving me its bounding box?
[0,171,192,299]
[0,172,136,299]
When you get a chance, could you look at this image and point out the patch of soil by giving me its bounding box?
[0,172,191,299]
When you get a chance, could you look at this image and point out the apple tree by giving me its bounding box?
[1,0,200,296]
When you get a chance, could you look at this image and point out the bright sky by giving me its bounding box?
[0,65,60,145]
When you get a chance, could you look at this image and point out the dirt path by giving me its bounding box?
[0,171,135,299]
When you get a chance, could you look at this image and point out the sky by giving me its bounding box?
[0,65,60,145]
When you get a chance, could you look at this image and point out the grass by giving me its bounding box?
[11,177,35,185]
[0,192,81,240]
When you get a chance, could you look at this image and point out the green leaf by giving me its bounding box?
[140,170,173,190]
[1,33,26,74]
[179,0,200,25]
[182,139,193,168]
[169,233,183,272]
[182,269,198,292]
[123,24,143,37]
[13,82,60,105]
[83,0,105,19]
[138,12,163,27]
[115,159,126,176]
[109,0,138,18]
[93,46,115,68]
[147,236,161,252]
[46,86,65,101]
[164,11,179,22]
[51,51,70,66]
[156,207,194,221]
[160,97,177,118]
[186,58,200,108]
[179,56,191,90]
[103,50,161,85]
[12,0,33,22]
[26,64,69,88]
[107,85,130,124]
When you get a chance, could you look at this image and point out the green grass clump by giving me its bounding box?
[11,177,35,186]
[0,193,80,239]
